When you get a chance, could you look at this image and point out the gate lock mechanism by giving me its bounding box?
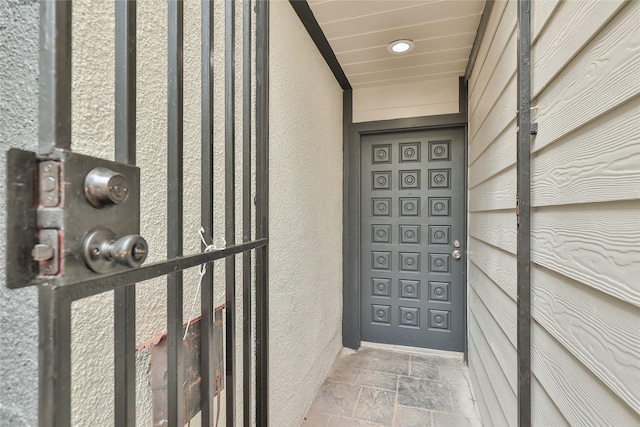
[83,228,148,273]
[5,148,147,288]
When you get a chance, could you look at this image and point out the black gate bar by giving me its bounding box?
[225,0,237,424]
[255,0,270,424]
[38,2,73,425]
[114,0,137,425]
[242,0,253,425]
[200,0,216,425]
[167,0,185,424]
[39,1,72,154]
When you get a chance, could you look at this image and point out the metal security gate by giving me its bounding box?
[5,1,269,425]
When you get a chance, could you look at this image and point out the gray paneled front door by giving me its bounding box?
[360,128,465,352]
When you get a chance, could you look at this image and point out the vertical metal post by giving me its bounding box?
[224,0,237,424]
[516,0,532,426]
[39,286,72,427]
[242,0,253,426]
[200,0,215,425]
[255,0,269,424]
[38,2,73,425]
[38,0,72,155]
[167,1,185,425]
[114,1,137,425]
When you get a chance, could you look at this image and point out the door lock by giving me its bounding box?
[452,250,462,260]
[84,167,130,208]
[83,228,148,273]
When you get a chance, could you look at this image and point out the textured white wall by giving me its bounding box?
[269,1,344,425]
[0,0,39,425]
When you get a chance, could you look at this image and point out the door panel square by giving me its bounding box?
[400,252,420,272]
[429,281,450,301]
[372,198,391,216]
[372,278,391,297]
[372,305,391,324]
[372,144,391,164]
[400,279,420,299]
[372,251,391,271]
[429,226,450,245]
[429,169,450,189]
[400,225,420,244]
[400,170,420,189]
[400,142,420,162]
[372,224,391,243]
[372,171,391,190]
[429,198,450,216]
[400,307,419,327]
[429,310,450,330]
[429,254,450,273]
[400,197,420,216]
[429,141,450,161]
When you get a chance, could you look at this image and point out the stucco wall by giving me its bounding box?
[269,1,344,425]
[0,0,39,425]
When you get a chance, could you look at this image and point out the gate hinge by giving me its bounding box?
[35,161,63,276]
[39,161,62,207]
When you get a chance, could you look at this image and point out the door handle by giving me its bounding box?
[83,228,148,273]
[452,250,462,260]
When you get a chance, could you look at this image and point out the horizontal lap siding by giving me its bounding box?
[530,0,640,424]
[467,1,519,424]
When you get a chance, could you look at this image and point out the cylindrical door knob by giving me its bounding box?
[452,250,462,260]
[109,234,148,268]
[83,228,148,273]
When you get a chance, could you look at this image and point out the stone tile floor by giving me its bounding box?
[301,346,482,427]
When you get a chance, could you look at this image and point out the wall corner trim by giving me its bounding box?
[465,0,495,82]
[288,0,352,90]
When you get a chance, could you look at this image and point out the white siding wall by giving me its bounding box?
[467,1,520,424]
[468,0,640,425]
[352,78,459,123]
[529,0,640,424]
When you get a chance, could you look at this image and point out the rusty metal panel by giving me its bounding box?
[150,305,225,426]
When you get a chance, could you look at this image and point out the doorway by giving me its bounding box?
[359,127,466,352]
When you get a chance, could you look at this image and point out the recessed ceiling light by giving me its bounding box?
[388,39,415,54]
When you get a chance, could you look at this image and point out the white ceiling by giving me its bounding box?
[307,0,485,88]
